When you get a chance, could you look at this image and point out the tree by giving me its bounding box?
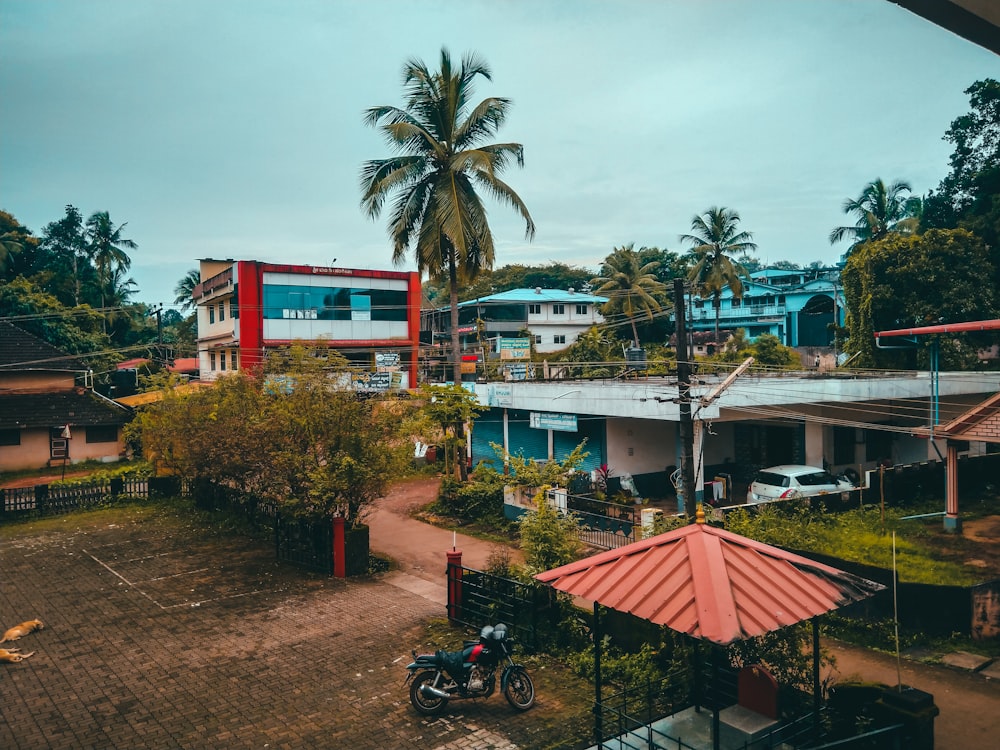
[419,382,485,479]
[40,205,92,306]
[590,244,666,346]
[680,207,755,345]
[828,178,920,255]
[174,269,200,312]
[840,228,997,368]
[361,48,535,384]
[0,210,38,280]
[517,490,582,575]
[85,211,137,329]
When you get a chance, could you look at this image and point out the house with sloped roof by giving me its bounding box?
[0,322,132,472]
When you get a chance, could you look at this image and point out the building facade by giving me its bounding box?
[193,260,421,388]
[421,287,608,355]
[684,268,845,348]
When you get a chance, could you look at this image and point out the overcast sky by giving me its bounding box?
[2,0,998,310]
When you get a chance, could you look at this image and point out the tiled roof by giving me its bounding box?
[536,516,884,645]
[0,321,88,372]
[0,389,131,430]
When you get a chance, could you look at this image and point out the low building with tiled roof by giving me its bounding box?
[0,322,131,472]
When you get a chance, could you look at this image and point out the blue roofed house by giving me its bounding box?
[421,287,609,355]
[684,267,845,351]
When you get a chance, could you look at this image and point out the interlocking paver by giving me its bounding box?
[0,511,586,750]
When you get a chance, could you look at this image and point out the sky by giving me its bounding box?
[2,0,998,311]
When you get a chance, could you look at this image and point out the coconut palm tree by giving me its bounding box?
[590,244,665,347]
[174,269,201,312]
[829,178,920,255]
[86,211,137,330]
[680,207,756,346]
[361,48,535,383]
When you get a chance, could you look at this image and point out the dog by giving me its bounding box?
[0,619,44,644]
[0,647,35,663]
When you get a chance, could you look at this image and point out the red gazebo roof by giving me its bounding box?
[535,518,883,645]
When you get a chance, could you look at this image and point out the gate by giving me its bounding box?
[274,514,334,575]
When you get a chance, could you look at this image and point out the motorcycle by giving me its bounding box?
[404,623,535,715]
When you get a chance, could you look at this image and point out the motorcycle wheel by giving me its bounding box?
[503,667,535,710]
[409,670,448,715]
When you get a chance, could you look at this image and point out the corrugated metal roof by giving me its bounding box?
[535,517,883,645]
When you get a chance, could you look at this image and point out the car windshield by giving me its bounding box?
[796,471,837,487]
[755,472,790,488]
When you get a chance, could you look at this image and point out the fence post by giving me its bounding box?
[333,517,346,578]
[446,549,463,622]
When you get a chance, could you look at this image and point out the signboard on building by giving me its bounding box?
[498,337,532,360]
[375,352,400,367]
[487,384,514,407]
[529,412,578,432]
[353,371,392,391]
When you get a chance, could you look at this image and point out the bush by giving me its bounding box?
[431,469,507,525]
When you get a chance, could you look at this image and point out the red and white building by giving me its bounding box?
[192,259,421,388]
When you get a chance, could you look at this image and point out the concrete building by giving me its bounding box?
[422,288,608,355]
[467,367,998,510]
[192,259,421,389]
[683,268,845,349]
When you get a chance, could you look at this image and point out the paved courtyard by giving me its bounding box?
[0,509,586,749]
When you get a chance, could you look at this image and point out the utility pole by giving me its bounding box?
[673,278,696,515]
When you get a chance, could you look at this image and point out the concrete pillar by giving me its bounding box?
[446,549,463,622]
[333,517,346,578]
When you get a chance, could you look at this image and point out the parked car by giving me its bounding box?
[746,465,854,505]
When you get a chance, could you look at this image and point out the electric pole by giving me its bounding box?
[673,278,697,515]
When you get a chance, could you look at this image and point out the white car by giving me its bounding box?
[746,465,854,505]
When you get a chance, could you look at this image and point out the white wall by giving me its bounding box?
[606,418,676,475]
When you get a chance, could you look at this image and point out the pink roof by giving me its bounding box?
[535,518,883,645]
[167,358,199,373]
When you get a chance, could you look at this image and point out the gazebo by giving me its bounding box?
[535,509,885,749]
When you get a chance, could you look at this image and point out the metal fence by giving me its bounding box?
[1,477,149,518]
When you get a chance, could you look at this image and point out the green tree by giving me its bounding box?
[829,178,920,256]
[840,228,997,368]
[680,207,755,345]
[85,211,137,329]
[591,243,666,347]
[517,489,582,575]
[0,210,37,280]
[361,48,535,384]
[174,269,200,312]
[419,382,485,479]
[40,204,94,307]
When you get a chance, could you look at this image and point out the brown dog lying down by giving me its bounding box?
[0,647,35,663]
[0,619,44,644]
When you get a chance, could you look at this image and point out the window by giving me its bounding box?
[0,429,21,446]
[534,335,542,345]
[86,426,118,444]
[528,303,541,315]
[553,334,566,344]
[694,300,705,309]
[552,304,565,315]
[575,304,588,315]
[209,351,216,371]
[833,426,855,464]
[220,351,227,371]
[208,306,215,324]
[230,297,239,319]
[218,302,225,322]
[731,298,741,308]
[261,284,408,321]
[232,351,238,370]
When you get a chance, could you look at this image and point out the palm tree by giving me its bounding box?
[829,178,920,255]
[680,207,756,346]
[361,48,535,384]
[86,211,137,331]
[590,244,665,347]
[174,269,201,312]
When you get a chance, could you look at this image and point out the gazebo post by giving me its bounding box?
[593,602,603,746]
[692,637,702,712]
[711,645,721,750]
[813,619,821,739]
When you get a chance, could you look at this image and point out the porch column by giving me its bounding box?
[693,421,706,502]
[944,442,961,532]
[804,420,824,468]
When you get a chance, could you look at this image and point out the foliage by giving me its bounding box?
[548,325,623,377]
[829,178,920,256]
[425,262,595,305]
[590,243,667,347]
[129,344,415,524]
[840,228,997,368]
[517,488,582,575]
[681,207,755,345]
[727,624,834,709]
[361,48,534,383]
[418,383,485,478]
[724,503,978,585]
[495,439,589,489]
[432,468,508,526]
[749,333,801,368]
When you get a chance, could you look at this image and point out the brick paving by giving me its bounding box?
[0,513,583,750]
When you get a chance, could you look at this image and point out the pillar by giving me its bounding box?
[446,549,463,622]
[333,517,346,578]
